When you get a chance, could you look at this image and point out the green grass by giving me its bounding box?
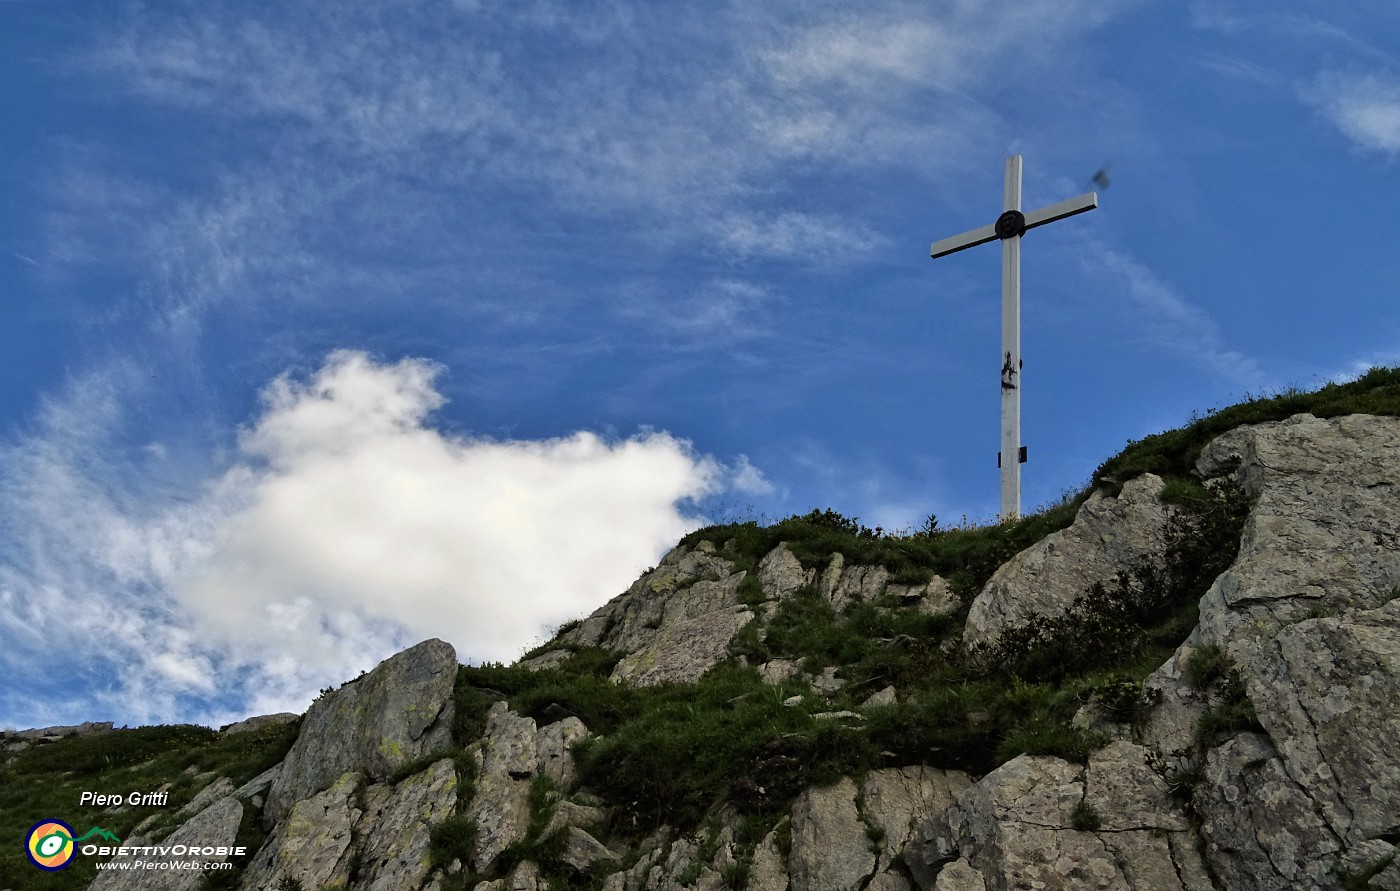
[1185,644,1233,691]
[1093,366,1400,486]
[0,720,298,890]
[1194,664,1263,748]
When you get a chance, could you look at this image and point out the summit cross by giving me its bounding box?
[930,155,1098,521]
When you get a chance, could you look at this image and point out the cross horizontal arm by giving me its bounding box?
[1023,192,1097,232]
[930,222,998,259]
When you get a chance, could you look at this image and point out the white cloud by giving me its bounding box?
[0,351,752,727]
[729,455,775,496]
[1302,70,1400,155]
[174,351,723,665]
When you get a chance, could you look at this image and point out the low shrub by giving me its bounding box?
[1071,800,1103,831]
[1185,644,1232,691]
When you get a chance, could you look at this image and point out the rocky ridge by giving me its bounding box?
[29,408,1399,891]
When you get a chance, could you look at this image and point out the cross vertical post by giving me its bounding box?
[929,155,1099,521]
[1000,156,1022,523]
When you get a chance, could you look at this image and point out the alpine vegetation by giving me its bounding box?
[4,368,1400,890]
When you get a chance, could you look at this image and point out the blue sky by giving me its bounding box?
[2,0,1399,729]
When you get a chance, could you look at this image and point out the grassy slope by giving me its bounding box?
[437,368,1400,885]
[0,721,298,889]
[7,367,1400,890]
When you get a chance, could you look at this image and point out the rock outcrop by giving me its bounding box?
[90,797,244,891]
[964,473,1175,647]
[264,638,457,824]
[1141,414,1400,890]
[1,720,115,755]
[60,408,1400,891]
[219,712,298,736]
[551,541,755,685]
[909,745,1210,891]
[469,703,540,871]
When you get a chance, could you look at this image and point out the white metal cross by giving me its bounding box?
[930,155,1098,521]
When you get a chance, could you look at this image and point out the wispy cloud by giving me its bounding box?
[1190,55,1287,91]
[80,1,1130,271]
[616,278,779,341]
[717,212,883,261]
[1301,69,1400,156]
[1079,241,1263,384]
[1187,4,1394,58]
[1321,350,1400,385]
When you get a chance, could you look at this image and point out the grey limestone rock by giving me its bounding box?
[811,666,846,695]
[860,686,898,709]
[601,828,729,891]
[90,796,243,891]
[1144,415,1400,884]
[239,771,361,891]
[519,649,572,671]
[218,712,298,736]
[1248,602,1400,844]
[811,710,863,722]
[175,776,236,818]
[354,757,458,891]
[909,752,1206,891]
[1370,858,1400,891]
[545,799,607,836]
[866,872,913,891]
[1083,741,1186,832]
[759,543,814,599]
[537,716,589,789]
[861,766,971,880]
[264,638,456,825]
[758,658,802,685]
[470,703,538,871]
[474,860,541,890]
[1070,701,1132,743]
[599,838,660,891]
[611,605,754,686]
[482,701,538,778]
[964,473,1173,647]
[931,858,987,891]
[4,720,115,742]
[819,553,891,612]
[560,542,744,653]
[551,542,762,685]
[469,767,531,874]
[560,826,620,873]
[889,576,959,617]
[233,762,280,802]
[746,821,791,891]
[1193,733,1340,891]
[789,777,877,891]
